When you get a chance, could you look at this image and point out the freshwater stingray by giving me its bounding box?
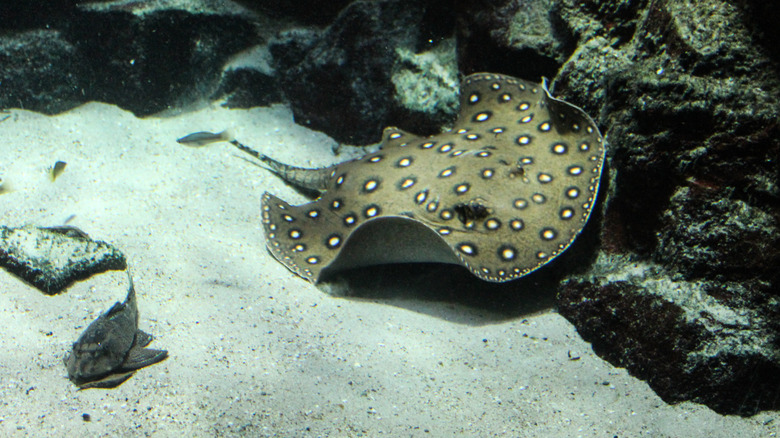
[65,271,167,389]
[241,73,606,283]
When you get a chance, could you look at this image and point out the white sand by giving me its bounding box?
[0,103,774,436]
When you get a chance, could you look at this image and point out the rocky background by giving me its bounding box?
[2,0,778,416]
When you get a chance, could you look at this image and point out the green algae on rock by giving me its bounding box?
[0,225,126,294]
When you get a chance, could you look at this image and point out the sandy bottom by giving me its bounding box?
[0,103,775,437]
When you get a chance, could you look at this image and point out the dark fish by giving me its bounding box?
[64,270,167,389]
[50,161,67,182]
[176,130,232,147]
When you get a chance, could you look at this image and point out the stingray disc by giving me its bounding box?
[260,73,606,283]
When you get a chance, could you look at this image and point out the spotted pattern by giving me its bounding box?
[256,73,606,283]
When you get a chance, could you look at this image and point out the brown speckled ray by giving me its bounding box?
[251,73,605,283]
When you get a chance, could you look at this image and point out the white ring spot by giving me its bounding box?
[459,244,476,255]
[501,248,515,261]
[541,228,557,240]
[552,143,568,154]
[364,180,379,191]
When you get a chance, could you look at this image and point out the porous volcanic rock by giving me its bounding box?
[465,0,780,416]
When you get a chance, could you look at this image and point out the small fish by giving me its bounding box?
[0,177,11,195]
[42,225,90,239]
[49,161,67,182]
[176,130,233,147]
[64,270,167,389]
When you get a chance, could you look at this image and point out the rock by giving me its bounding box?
[0,29,84,114]
[544,0,779,416]
[231,0,354,25]
[558,254,780,416]
[0,2,260,116]
[0,225,127,295]
[212,67,282,109]
[389,39,459,134]
[269,0,457,144]
[456,0,567,79]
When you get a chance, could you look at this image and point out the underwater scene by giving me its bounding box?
[1,0,778,436]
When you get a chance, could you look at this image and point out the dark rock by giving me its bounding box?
[523,0,780,416]
[0,30,84,113]
[460,0,780,416]
[269,0,458,144]
[559,268,780,416]
[456,0,572,81]
[0,225,127,295]
[62,10,259,116]
[268,28,321,76]
[212,67,282,109]
[0,5,260,116]
[0,1,76,31]
[656,186,780,283]
[231,0,354,26]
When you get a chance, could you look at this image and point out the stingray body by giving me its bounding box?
[256,73,605,283]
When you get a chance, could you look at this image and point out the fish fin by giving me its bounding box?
[124,344,168,370]
[133,329,154,348]
[104,300,126,318]
[75,370,135,390]
[218,128,234,142]
[262,192,350,284]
